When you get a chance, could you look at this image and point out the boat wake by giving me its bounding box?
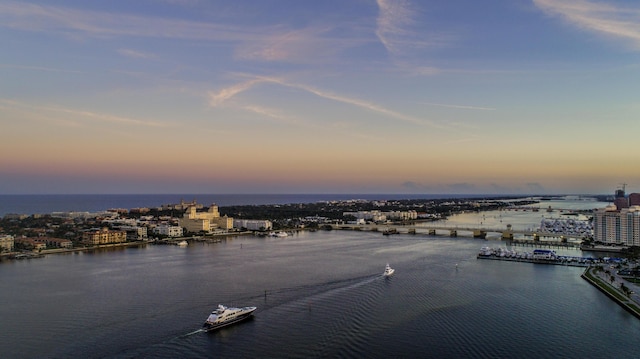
[251,272,389,357]
[178,328,205,338]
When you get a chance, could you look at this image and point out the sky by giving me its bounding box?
[1,0,639,195]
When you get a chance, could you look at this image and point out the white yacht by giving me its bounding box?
[384,263,395,277]
[270,231,289,237]
[177,240,188,247]
[203,304,257,331]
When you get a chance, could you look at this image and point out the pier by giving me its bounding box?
[477,253,591,267]
[476,247,605,268]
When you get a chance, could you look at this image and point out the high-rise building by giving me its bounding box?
[614,188,629,209]
[593,204,640,246]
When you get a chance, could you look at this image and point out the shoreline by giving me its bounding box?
[582,267,640,319]
[0,231,257,260]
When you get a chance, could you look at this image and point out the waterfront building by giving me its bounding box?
[385,210,418,221]
[153,225,183,238]
[81,228,127,245]
[15,238,46,251]
[33,237,73,248]
[179,204,234,233]
[343,210,417,222]
[233,219,273,231]
[117,226,148,241]
[343,210,387,222]
[0,234,14,252]
[593,205,640,246]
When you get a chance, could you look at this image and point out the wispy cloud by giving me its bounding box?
[376,0,450,56]
[50,107,172,128]
[234,25,366,64]
[0,1,246,41]
[117,48,157,59]
[208,75,445,128]
[422,102,496,111]
[533,0,640,49]
[0,99,172,128]
[374,0,454,75]
[0,1,369,65]
[0,63,82,73]
[376,0,414,55]
[272,78,435,127]
[208,78,267,107]
[243,105,302,126]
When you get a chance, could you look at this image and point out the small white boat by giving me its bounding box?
[384,263,395,277]
[177,240,188,247]
[203,304,257,331]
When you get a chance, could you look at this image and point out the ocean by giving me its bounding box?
[1,198,638,358]
[0,193,501,217]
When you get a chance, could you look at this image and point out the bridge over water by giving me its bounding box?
[328,223,586,246]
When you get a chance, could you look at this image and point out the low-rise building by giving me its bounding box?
[15,237,46,251]
[0,234,15,252]
[82,228,127,246]
[385,210,418,221]
[233,219,272,231]
[153,225,184,237]
[161,199,203,211]
[344,210,417,222]
[343,210,387,222]
[116,226,148,241]
[34,237,73,248]
[3,213,28,220]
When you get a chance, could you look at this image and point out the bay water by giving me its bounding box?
[2,196,638,358]
[2,232,639,358]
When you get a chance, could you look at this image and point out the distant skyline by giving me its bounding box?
[1,0,639,195]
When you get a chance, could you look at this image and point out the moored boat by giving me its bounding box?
[203,304,257,331]
[270,231,289,237]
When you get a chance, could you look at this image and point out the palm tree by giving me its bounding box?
[620,283,630,297]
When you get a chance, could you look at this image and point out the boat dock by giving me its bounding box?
[478,254,590,267]
[476,247,607,268]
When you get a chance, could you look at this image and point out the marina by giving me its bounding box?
[476,246,619,267]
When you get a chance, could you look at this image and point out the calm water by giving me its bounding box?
[429,198,603,233]
[3,196,631,358]
[2,229,639,358]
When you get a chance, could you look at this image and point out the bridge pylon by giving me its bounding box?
[473,230,487,239]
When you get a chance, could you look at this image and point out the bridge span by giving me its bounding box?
[328,223,585,244]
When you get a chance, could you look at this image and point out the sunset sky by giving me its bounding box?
[1,0,639,195]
